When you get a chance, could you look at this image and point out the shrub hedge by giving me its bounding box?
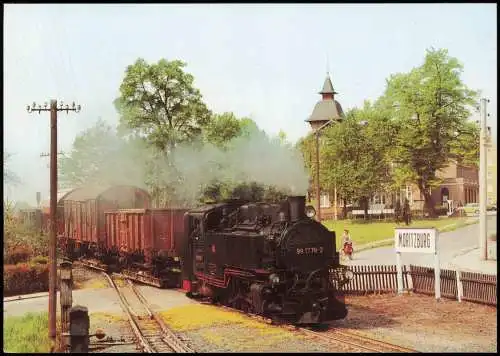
[4,262,49,297]
[4,244,33,265]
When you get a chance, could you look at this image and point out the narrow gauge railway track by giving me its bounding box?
[102,273,194,353]
[77,259,166,288]
[197,300,417,353]
[300,327,418,353]
[82,263,415,353]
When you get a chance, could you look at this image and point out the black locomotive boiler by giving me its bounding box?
[182,195,353,324]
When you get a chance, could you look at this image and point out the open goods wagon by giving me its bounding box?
[104,208,188,263]
[104,208,188,287]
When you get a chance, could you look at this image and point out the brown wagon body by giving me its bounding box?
[60,185,151,248]
[104,208,188,264]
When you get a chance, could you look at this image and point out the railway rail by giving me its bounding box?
[198,300,417,353]
[102,272,194,353]
[300,327,418,353]
[81,263,416,353]
[77,259,168,288]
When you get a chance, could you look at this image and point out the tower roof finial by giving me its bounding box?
[326,52,330,76]
[319,73,337,95]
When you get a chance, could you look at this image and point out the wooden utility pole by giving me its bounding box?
[478,98,489,260]
[27,100,81,344]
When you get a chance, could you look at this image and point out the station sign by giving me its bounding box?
[395,228,437,254]
[394,227,441,300]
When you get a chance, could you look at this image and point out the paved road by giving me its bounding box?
[348,215,497,270]
[3,285,193,319]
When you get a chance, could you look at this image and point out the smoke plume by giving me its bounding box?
[61,122,309,207]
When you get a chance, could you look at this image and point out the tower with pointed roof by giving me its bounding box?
[305,73,344,131]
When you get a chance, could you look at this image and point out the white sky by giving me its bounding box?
[4,4,497,204]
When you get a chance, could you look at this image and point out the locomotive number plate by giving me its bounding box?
[296,246,324,255]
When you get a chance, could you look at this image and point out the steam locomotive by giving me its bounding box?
[182,195,353,324]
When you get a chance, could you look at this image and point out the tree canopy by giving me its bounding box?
[114,58,212,151]
[379,48,479,216]
[298,48,480,218]
[298,102,393,215]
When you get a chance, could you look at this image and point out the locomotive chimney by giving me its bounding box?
[288,196,306,222]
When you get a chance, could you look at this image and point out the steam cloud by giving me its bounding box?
[62,125,309,207]
[170,131,309,203]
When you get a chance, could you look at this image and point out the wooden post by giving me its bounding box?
[434,251,441,300]
[59,260,73,336]
[69,306,90,353]
[456,269,463,302]
[396,252,404,295]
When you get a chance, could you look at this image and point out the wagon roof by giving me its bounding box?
[60,185,149,202]
[41,188,78,207]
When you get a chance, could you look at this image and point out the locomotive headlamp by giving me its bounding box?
[269,273,280,284]
[345,270,354,280]
[305,205,316,218]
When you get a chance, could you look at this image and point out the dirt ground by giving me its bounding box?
[6,267,495,353]
[71,263,109,290]
[334,293,497,352]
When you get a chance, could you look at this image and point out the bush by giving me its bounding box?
[4,244,33,265]
[4,200,49,258]
[3,262,49,297]
[31,255,49,265]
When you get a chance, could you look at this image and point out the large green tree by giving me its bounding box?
[114,58,212,151]
[113,58,249,206]
[380,48,479,217]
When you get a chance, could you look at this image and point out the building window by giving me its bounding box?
[320,193,331,208]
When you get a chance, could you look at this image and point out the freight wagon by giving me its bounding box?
[59,185,151,259]
[104,208,188,287]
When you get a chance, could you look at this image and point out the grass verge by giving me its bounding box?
[3,312,52,353]
[323,217,477,248]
